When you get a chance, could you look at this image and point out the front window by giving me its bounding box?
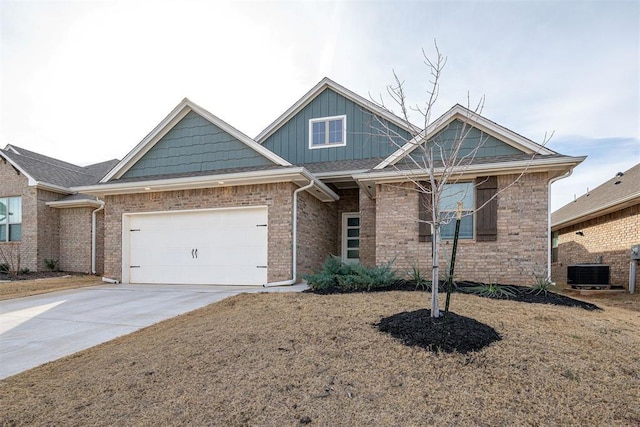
[0,196,22,242]
[439,183,473,239]
[309,115,346,148]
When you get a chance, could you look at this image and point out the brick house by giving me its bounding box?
[551,162,640,290]
[5,78,584,286]
[0,145,118,274]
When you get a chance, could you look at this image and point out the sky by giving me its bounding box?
[1,0,638,211]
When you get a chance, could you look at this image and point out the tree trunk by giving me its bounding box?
[431,226,440,317]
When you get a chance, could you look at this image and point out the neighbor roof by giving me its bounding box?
[551,162,640,230]
[1,144,119,191]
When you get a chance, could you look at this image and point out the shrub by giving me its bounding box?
[461,282,518,299]
[529,273,554,296]
[44,258,59,271]
[408,265,431,291]
[0,263,9,274]
[20,268,31,275]
[304,256,398,291]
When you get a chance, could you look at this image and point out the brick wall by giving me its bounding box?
[103,183,295,283]
[36,189,61,271]
[0,160,38,271]
[359,189,376,267]
[552,203,639,289]
[297,191,338,276]
[375,172,549,285]
[59,207,93,273]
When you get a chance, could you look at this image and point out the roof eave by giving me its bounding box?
[46,198,104,209]
[75,167,339,202]
[551,192,640,231]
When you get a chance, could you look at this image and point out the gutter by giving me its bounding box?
[91,200,105,275]
[547,170,573,281]
[263,180,316,287]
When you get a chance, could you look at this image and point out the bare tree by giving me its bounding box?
[371,43,551,318]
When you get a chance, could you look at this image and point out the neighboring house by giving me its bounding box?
[0,145,118,273]
[71,77,584,286]
[551,163,640,290]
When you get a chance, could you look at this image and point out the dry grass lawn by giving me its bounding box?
[1,290,639,426]
[0,275,103,301]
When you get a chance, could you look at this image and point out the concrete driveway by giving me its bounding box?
[0,283,306,380]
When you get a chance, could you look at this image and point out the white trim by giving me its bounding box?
[375,104,556,170]
[255,77,413,143]
[308,115,347,149]
[101,98,291,183]
[46,198,103,209]
[75,167,340,202]
[341,212,360,263]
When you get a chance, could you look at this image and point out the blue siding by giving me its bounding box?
[401,119,523,166]
[122,111,274,179]
[263,88,412,164]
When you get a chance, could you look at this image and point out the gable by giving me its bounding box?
[396,119,523,166]
[121,111,276,179]
[262,88,412,165]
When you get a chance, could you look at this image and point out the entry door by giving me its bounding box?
[342,213,360,263]
[126,207,268,285]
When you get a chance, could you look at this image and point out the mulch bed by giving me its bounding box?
[0,271,71,281]
[309,280,600,354]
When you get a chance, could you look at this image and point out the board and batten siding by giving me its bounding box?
[122,111,275,179]
[262,88,412,164]
[399,119,523,167]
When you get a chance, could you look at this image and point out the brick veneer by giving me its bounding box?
[36,189,60,271]
[297,191,338,276]
[552,203,640,289]
[59,207,94,273]
[0,160,36,271]
[375,172,549,286]
[103,183,296,283]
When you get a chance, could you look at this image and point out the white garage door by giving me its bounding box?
[125,207,268,285]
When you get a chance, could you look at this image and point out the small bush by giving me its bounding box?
[529,273,554,296]
[304,256,398,291]
[461,283,518,299]
[44,258,60,272]
[408,265,431,290]
[20,268,31,275]
[0,263,9,274]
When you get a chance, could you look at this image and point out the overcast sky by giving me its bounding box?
[1,0,638,211]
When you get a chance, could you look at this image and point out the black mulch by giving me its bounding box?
[306,280,601,311]
[0,271,71,281]
[376,309,501,354]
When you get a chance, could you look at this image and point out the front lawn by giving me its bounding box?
[0,275,103,301]
[1,291,638,425]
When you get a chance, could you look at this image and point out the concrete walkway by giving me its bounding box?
[0,283,307,380]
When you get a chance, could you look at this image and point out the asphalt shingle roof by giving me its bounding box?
[1,145,119,188]
[551,162,640,227]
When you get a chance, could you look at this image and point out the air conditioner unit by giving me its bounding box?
[567,264,610,286]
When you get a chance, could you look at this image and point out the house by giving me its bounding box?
[3,78,584,286]
[0,145,118,273]
[551,162,640,290]
[67,78,584,286]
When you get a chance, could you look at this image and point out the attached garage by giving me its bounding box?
[122,206,268,285]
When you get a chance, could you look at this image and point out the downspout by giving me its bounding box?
[263,180,315,287]
[547,170,573,282]
[91,199,105,275]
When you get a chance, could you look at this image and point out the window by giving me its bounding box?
[0,196,22,242]
[342,213,360,263]
[551,231,559,263]
[309,115,346,148]
[439,183,474,239]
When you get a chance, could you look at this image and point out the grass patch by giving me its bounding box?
[0,275,103,300]
[1,291,639,425]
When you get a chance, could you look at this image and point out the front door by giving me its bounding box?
[342,213,360,263]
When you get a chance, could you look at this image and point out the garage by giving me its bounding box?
[123,206,268,285]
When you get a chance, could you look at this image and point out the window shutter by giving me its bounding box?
[418,182,432,242]
[476,176,497,241]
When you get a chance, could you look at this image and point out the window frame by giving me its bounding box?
[438,182,474,240]
[308,115,347,149]
[341,212,360,263]
[0,196,22,242]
